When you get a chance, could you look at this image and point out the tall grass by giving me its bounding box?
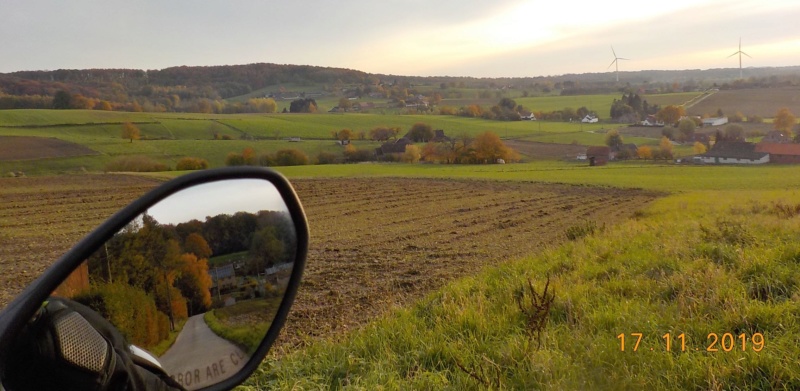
[245,190,800,390]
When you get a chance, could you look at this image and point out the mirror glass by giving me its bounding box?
[50,179,297,390]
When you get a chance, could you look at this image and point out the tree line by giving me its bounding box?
[78,209,294,347]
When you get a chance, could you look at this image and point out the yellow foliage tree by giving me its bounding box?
[402,144,421,163]
[121,122,140,143]
[659,136,674,159]
[637,145,653,160]
[693,142,707,154]
[472,131,517,163]
[774,107,796,136]
[656,105,686,126]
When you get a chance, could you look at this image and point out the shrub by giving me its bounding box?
[401,145,421,163]
[105,155,169,172]
[274,149,309,166]
[175,157,209,171]
[316,151,338,165]
[258,154,275,167]
[225,152,245,166]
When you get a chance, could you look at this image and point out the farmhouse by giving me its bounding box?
[586,146,611,166]
[702,117,728,127]
[520,112,536,120]
[640,115,664,127]
[700,141,769,164]
[581,115,599,123]
[376,137,413,159]
[755,143,800,164]
[210,264,237,293]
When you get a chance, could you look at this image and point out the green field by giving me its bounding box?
[0,109,616,175]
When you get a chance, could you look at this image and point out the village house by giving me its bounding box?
[640,115,664,127]
[755,143,800,164]
[581,114,599,123]
[586,146,611,166]
[700,141,769,164]
[702,117,728,127]
[210,264,237,293]
[375,137,413,159]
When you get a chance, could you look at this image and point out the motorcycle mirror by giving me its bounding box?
[0,168,308,391]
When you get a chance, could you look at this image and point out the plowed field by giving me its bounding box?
[282,178,661,348]
[0,175,661,349]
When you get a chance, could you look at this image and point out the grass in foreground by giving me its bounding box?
[243,190,800,390]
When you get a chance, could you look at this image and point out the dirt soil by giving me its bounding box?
[0,175,662,351]
[687,87,800,118]
[0,136,99,161]
[279,178,661,350]
[0,174,164,306]
[504,139,587,160]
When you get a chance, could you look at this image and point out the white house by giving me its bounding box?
[581,115,599,123]
[640,115,664,126]
[702,117,728,127]
[520,112,536,121]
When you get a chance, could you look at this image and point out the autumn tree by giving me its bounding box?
[401,144,421,163]
[289,98,317,113]
[605,129,624,151]
[724,124,745,141]
[184,233,212,259]
[658,136,674,160]
[471,131,517,163]
[369,126,400,141]
[338,97,352,112]
[637,145,653,160]
[774,108,796,137]
[336,128,354,141]
[678,118,696,143]
[408,123,434,142]
[53,90,72,109]
[656,105,686,126]
[174,253,213,315]
[121,122,141,143]
[693,142,707,154]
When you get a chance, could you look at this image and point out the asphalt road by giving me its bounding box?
[159,314,249,390]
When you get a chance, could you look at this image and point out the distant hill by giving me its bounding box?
[1,63,800,113]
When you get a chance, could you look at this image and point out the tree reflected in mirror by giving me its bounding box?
[51,179,297,390]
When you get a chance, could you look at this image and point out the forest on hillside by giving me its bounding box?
[2,62,800,113]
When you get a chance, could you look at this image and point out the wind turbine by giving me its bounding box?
[608,45,629,82]
[728,38,751,80]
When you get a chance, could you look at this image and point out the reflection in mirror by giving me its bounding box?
[50,179,297,390]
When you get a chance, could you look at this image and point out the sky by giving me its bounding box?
[146,179,289,226]
[2,0,799,78]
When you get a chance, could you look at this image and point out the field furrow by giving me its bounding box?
[0,175,661,352]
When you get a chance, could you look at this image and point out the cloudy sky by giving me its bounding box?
[2,0,798,77]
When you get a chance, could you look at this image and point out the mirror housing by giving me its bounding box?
[0,167,308,391]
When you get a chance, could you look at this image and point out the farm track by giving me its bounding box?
[0,175,662,352]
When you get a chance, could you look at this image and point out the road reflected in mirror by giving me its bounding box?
[51,179,297,390]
